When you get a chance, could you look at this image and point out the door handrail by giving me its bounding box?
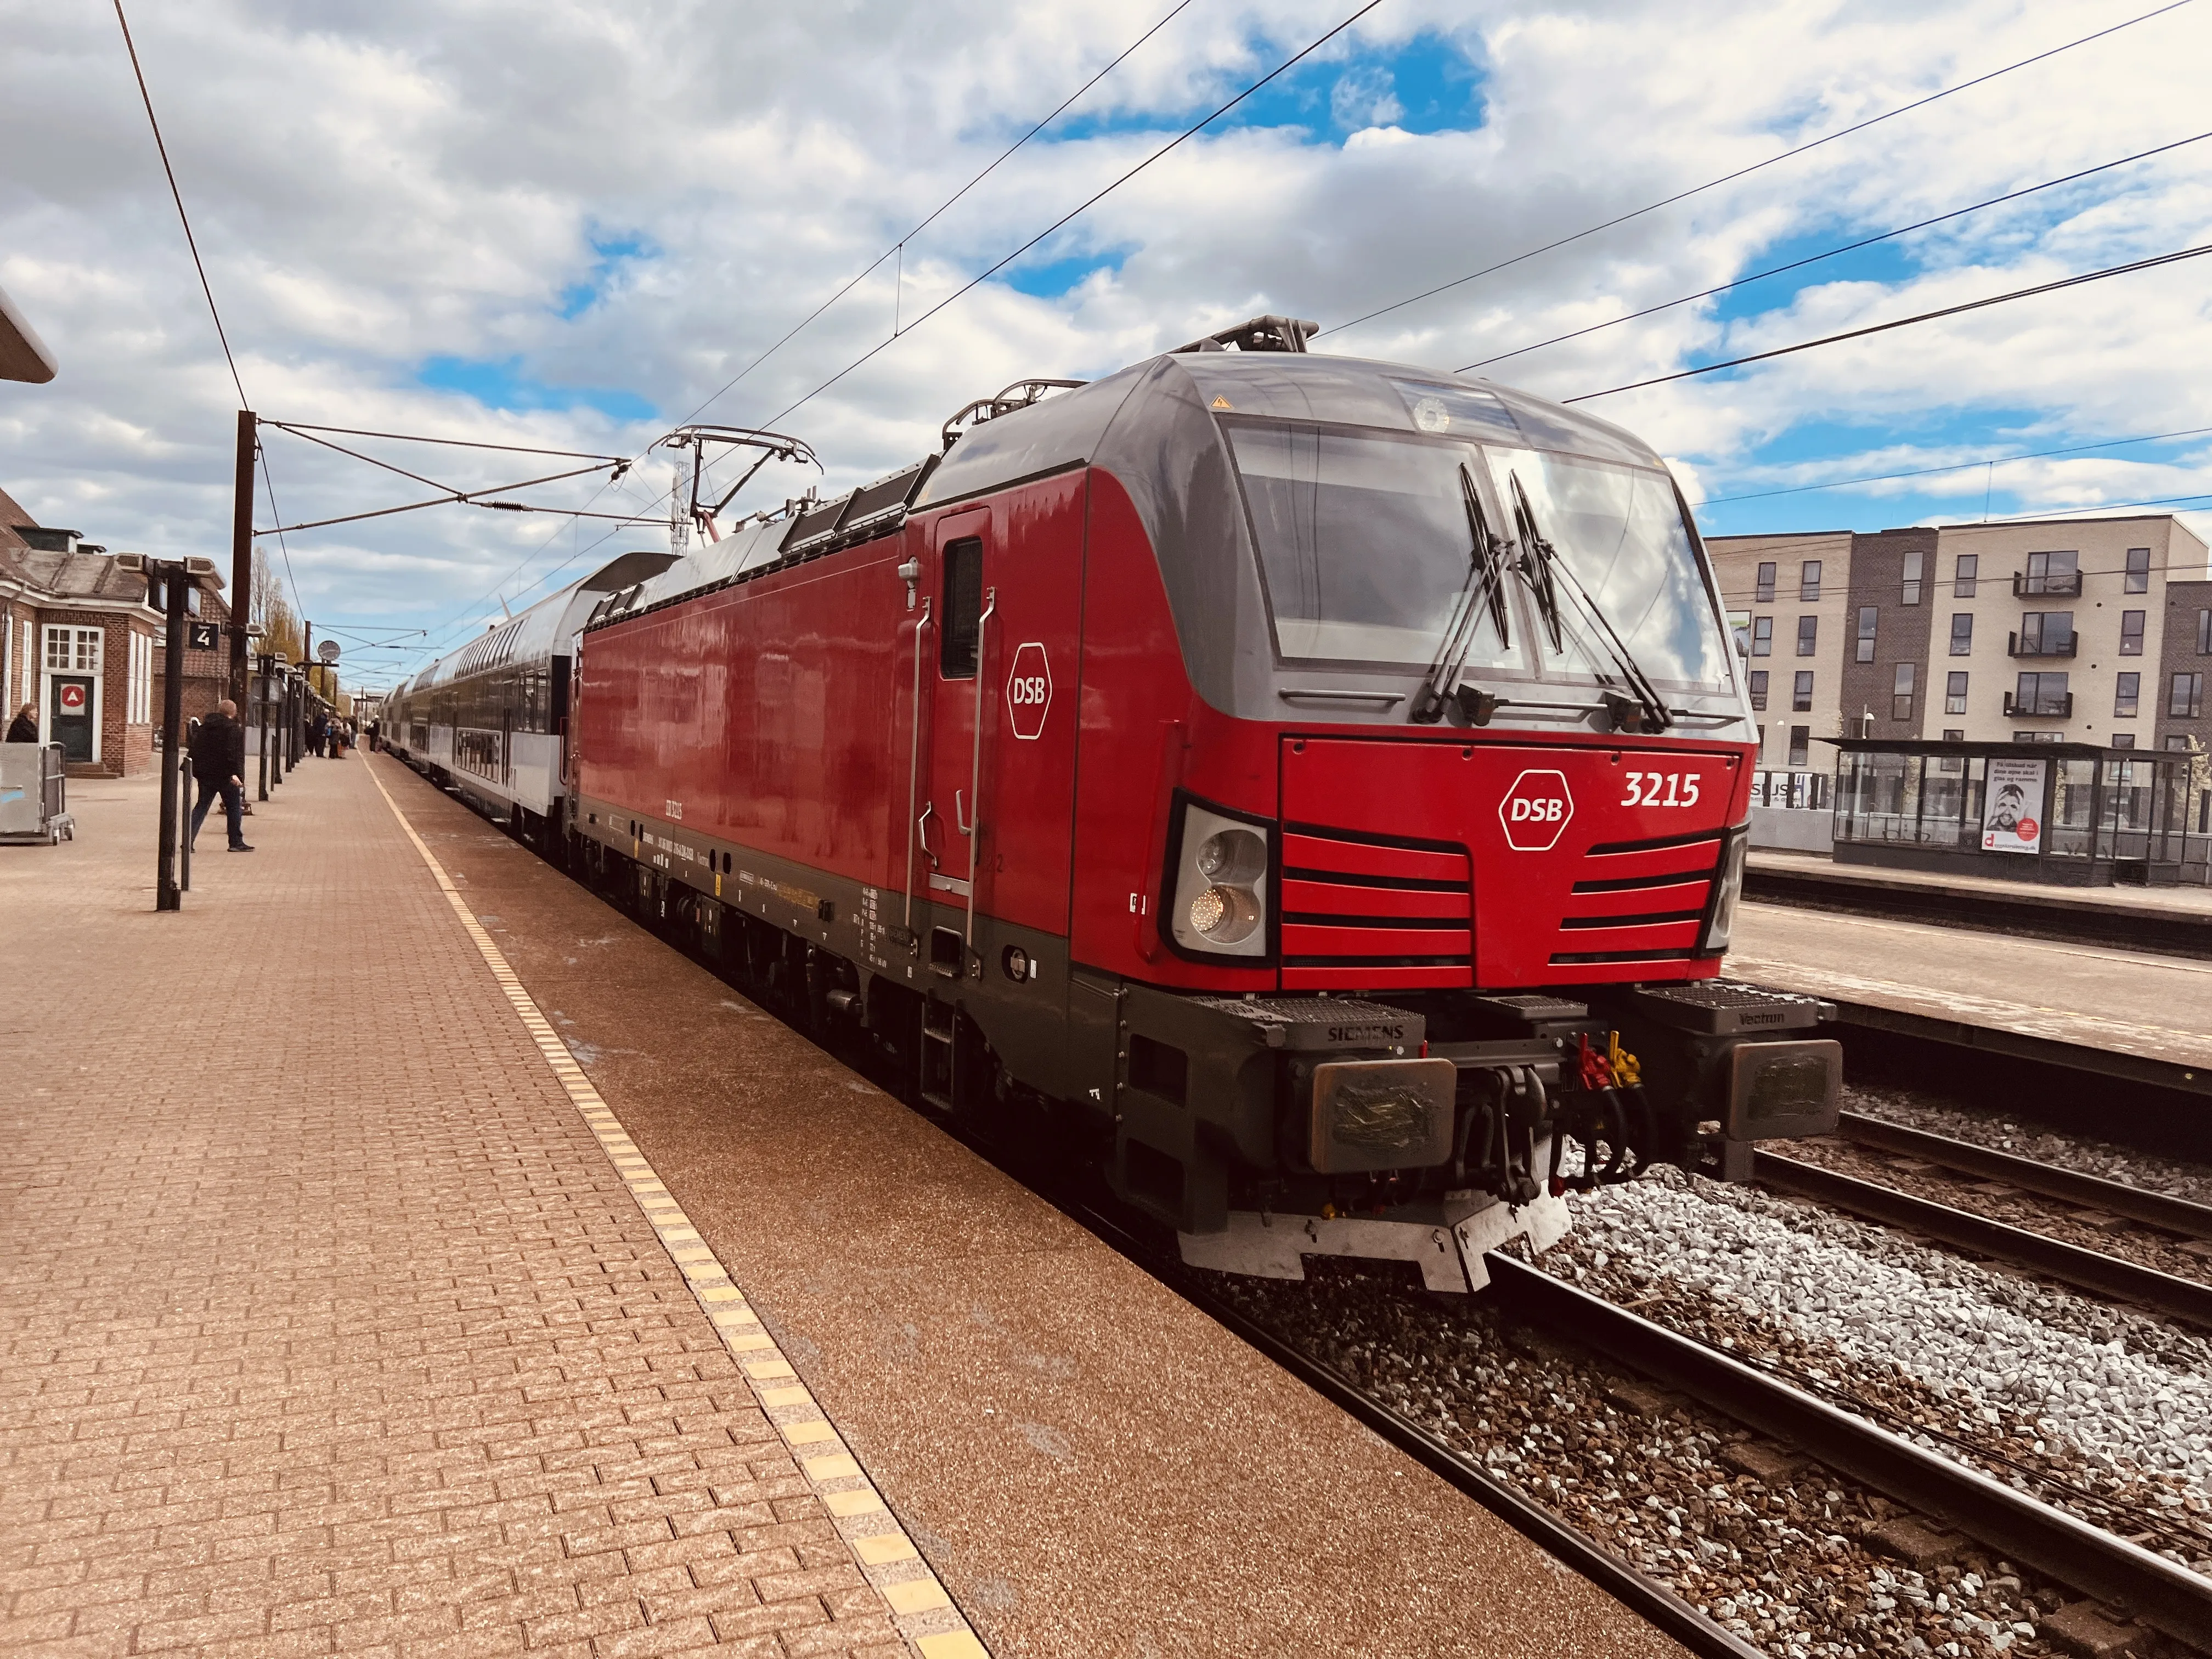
[902,597,933,933]
[965,587,996,950]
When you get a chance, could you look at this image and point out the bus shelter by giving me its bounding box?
[1828,738,2191,885]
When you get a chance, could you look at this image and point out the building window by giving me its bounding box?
[1796,616,1818,657]
[2014,672,2070,716]
[2125,547,2150,593]
[2017,611,2073,656]
[1901,550,1923,606]
[2120,610,2145,656]
[2022,549,2079,596]
[2199,609,2210,654]
[1748,670,1769,710]
[2169,735,2194,752]
[43,626,103,673]
[1788,725,1810,766]
[2172,672,2205,719]
[1792,670,1813,711]
[1942,727,1965,742]
[2111,732,2135,748]
[1945,671,1968,714]
[1752,616,1773,657]
[1854,607,1876,663]
[1755,561,1776,603]
[1949,613,1972,655]
[1892,662,1915,720]
[1954,554,1978,598]
[2115,672,2140,718]
[1800,561,1821,601]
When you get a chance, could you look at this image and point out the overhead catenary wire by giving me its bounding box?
[1463,128,2212,373]
[114,0,310,631]
[1697,424,2212,507]
[680,0,1201,427]
[393,0,1379,678]
[1318,0,2196,342]
[414,0,1212,664]
[1563,240,2212,403]
[757,0,1387,434]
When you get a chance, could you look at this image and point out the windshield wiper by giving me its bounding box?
[1507,471,1672,734]
[1410,462,1514,725]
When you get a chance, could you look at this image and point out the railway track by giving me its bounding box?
[1754,1137,2212,1334]
[1487,1253,2212,1654]
[1836,1111,2212,1240]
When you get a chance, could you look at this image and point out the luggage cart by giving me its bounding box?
[0,744,74,845]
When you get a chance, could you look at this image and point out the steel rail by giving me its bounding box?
[1056,1205,1767,1659]
[1485,1252,2212,1651]
[1838,1112,2212,1240]
[1754,1151,2212,1331]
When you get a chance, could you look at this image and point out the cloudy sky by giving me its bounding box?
[3,0,2208,690]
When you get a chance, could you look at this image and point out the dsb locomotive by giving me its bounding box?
[385,315,1842,1293]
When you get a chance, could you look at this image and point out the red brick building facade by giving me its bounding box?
[1,485,234,778]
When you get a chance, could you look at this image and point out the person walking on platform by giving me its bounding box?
[187,698,253,853]
[5,702,36,742]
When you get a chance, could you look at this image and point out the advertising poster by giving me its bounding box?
[1980,755,2047,853]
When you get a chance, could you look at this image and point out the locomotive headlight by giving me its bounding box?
[1701,825,1750,953]
[1168,803,1271,959]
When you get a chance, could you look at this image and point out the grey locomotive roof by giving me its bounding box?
[608,350,1673,627]
[916,351,1668,512]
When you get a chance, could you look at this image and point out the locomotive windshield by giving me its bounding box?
[1227,420,1730,692]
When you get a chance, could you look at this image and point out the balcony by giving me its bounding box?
[2003,692,2073,718]
[2007,630,2078,659]
[2012,570,2083,598]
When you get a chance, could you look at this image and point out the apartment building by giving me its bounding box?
[1707,514,2212,771]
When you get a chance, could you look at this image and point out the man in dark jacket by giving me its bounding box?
[4,702,36,742]
[187,699,253,852]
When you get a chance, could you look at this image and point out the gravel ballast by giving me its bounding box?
[1553,1171,2212,1575]
[1201,1259,2095,1658]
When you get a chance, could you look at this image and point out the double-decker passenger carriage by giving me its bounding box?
[397,316,1843,1291]
[383,550,674,847]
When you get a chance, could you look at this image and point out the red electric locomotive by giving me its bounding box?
[555,315,1842,1291]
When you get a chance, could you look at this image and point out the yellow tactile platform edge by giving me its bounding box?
[366,761,987,1659]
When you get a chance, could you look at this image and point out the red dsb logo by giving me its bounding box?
[1006,641,1051,741]
[1499,769,1574,851]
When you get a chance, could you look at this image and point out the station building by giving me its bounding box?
[1,484,235,776]
[1706,512,2212,784]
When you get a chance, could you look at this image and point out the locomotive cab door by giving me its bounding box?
[917,509,993,974]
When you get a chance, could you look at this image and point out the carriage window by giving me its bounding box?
[940,538,983,678]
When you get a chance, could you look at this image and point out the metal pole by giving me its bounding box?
[155,564,187,912]
[256,654,271,801]
[230,410,255,703]
[179,753,193,893]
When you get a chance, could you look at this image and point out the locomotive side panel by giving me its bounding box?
[578,548,909,893]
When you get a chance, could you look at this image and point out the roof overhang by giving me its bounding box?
[0,283,57,385]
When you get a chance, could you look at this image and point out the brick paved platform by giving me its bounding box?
[0,760,969,1659]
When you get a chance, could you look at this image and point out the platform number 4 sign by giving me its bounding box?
[188,623,219,650]
[1006,642,1052,741]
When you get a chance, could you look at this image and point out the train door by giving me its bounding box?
[918,508,992,975]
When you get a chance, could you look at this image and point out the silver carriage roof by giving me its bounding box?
[416,548,678,691]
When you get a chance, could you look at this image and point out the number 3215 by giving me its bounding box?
[1623,772,1701,807]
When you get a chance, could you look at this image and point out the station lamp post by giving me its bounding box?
[114,552,220,912]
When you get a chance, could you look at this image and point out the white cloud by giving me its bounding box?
[4,0,2210,683]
